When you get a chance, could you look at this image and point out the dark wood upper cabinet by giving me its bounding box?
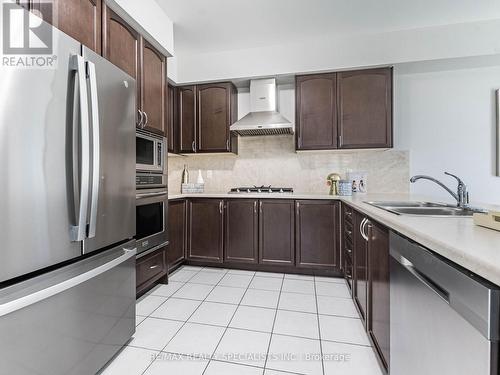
[367,220,390,370]
[337,68,393,149]
[166,84,177,153]
[354,210,368,324]
[197,82,237,153]
[141,40,165,135]
[296,200,340,270]
[187,199,223,263]
[224,199,258,264]
[23,0,102,54]
[178,86,197,153]
[295,74,338,150]
[167,199,185,271]
[259,200,295,266]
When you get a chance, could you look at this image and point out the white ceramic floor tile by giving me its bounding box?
[189,271,225,285]
[273,310,319,340]
[278,292,317,313]
[213,328,271,367]
[201,267,228,274]
[315,281,350,298]
[150,298,201,321]
[206,285,247,304]
[136,315,147,326]
[284,274,314,281]
[264,370,292,375]
[255,272,284,279]
[219,273,254,288]
[281,279,315,295]
[99,346,157,375]
[319,315,371,346]
[164,323,226,358]
[136,295,167,316]
[147,282,184,297]
[266,334,322,375]
[188,302,237,327]
[241,289,280,309]
[173,283,214,300]
[226,269,257,276]
[229,305,276,333]
[317,295,358,318]
[143,353,208,375]
[315,276,346,284]
[179,266,205,272]
[322,341,383,375]
[205,360,263,375]
[249,276,283,292]
[130,317,183,350]
[169,269,198,282]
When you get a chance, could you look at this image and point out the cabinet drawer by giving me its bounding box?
[136,249,166,288]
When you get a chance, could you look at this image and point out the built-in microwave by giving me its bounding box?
[136,130,165,173]
[136,186,168,255]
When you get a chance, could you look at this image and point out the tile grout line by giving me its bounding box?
[313,277,325,375]
[201,271,259,375]
[138,266,229,375]
[262,273,285,373]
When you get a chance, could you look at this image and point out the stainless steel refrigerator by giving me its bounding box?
[0,10,137,375]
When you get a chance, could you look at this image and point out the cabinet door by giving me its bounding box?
[354,211,368,324]
[166,84,177,153]
[197,83,232,152]
[141,39,165,135]
[187,199,223,262]
[178,86,197,153]
[367,221,390,370]
[296,200,340,270]
[295,74,338,150]
[259,200,295,266]
[167,199,185,270]
[338,68,392,149]
[136,246,167,295]
[26,0,102,54]
[103,7,141,125]
[225,199,258,264]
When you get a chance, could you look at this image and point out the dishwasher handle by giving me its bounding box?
[392,251,450,304]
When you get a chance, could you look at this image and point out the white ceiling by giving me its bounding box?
[156,0,500,55]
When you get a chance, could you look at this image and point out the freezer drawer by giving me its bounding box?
[0,241,136,375]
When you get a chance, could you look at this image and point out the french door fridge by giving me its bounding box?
[0,8,137,375]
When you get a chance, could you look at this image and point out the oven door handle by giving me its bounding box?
[136,192,168,199]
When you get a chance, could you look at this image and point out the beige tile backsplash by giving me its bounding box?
[168,135,409,194]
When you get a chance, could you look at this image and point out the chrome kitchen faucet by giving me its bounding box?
[410,172,469,208]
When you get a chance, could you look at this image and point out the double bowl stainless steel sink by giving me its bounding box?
[365,201,486,217]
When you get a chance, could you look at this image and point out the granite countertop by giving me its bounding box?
[168,191,500,285]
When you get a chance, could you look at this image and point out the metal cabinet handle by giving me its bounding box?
[296,201,300,216]
[149,265,159,270]
[226,139,230,151]
[219,201,223,214]
[137,110,143,128]
[192,140,196,152]
[142,111,148,128]
[254,201,257,214]
[360,218,369,241]
[259,201,263,213]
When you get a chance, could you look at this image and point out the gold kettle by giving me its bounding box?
[326,173,342,195]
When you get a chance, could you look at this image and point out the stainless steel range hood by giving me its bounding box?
[230,78,293,136]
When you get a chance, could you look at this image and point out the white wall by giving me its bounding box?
[395,64,500,205]
[174,19,500,84]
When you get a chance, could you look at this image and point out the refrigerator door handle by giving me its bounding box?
[0,248,136,317]
[87,61,100,240]
[70,54,91,242]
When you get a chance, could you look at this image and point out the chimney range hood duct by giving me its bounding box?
[230,78,293,136]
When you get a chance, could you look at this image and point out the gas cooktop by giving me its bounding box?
[229,186,294,193]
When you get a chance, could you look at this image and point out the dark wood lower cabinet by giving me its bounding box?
[354,210,369,324]
[167,199,185,271]
[259,200,295,266]
[187,199,224,263]
[224,199,258,264]
[136,246,167,295]
[367,220,390,371]
[296,200,340,270]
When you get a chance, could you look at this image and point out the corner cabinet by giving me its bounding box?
[295,74,338,150]
[187,199,224,263]
[337,68,392,148]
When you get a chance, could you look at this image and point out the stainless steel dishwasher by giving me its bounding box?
[390,232,500,375]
